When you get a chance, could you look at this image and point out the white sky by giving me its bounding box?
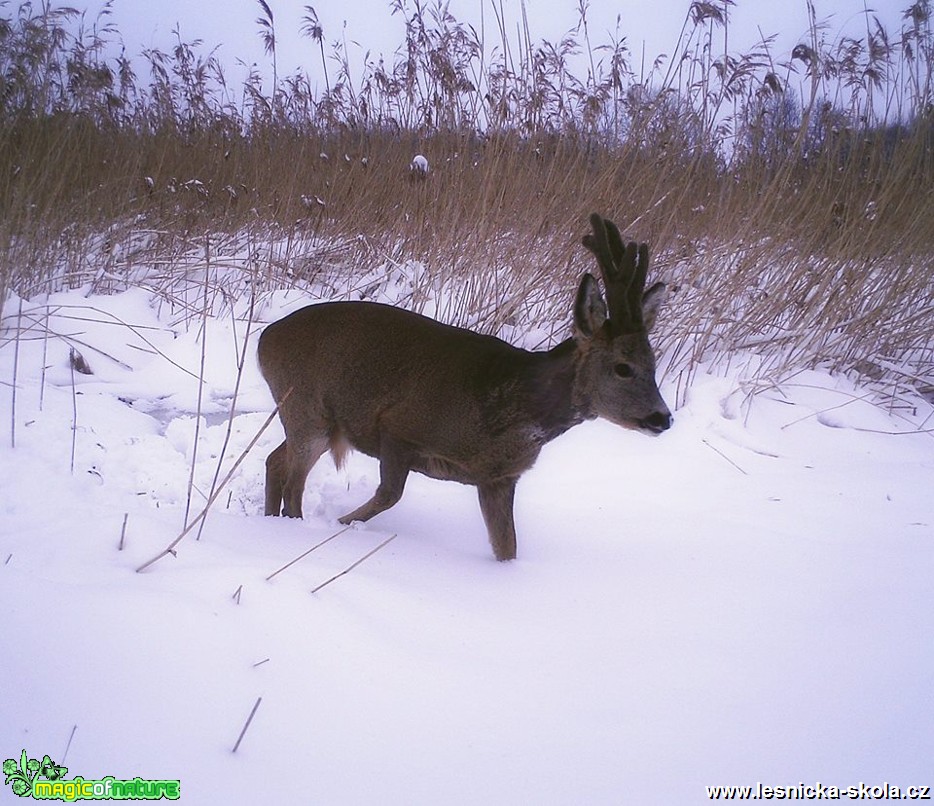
[96,0,907,93]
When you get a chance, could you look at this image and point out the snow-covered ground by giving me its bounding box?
[1,284,932,804]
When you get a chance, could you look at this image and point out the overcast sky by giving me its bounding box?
[97,0,907,92]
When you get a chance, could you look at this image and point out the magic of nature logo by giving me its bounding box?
[3,750,180,801]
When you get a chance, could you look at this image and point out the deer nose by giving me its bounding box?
[642,411,672,434]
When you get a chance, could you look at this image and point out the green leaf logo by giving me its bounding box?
[11,777,30,797]
[2,751,34,798]
[3,749,68,797]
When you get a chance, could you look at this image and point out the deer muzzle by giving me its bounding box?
[639,410,673,435]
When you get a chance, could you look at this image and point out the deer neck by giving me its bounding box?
[523,339,590,443]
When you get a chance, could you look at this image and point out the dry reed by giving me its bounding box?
[0,0,931,404]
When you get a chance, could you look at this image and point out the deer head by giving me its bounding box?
[573,213,671,434]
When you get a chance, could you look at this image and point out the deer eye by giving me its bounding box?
[614,362,634,379]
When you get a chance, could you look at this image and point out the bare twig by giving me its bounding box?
[232,697,262,753]
[39,303,50,412]
[118,513,128,551]
[25,304,203,379]
[701,438,748,476]
[68,347,78,474]
[62,724,77,763]
[265,525,352,581]
[198,287,256,541]
[847,425,934,436]
[311,534,397,594]
[11,298,23,449]
[183,241,212,529]
[780,390,877,430]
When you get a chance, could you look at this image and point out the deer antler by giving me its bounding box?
[581,213,649,333]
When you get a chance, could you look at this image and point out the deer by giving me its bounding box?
[257,214,671,561]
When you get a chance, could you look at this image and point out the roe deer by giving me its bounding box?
[258,213,671,560]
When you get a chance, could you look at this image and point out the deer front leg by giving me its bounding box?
[477,478,518,561]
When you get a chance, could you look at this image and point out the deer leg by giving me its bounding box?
[339,440,410,524]
[279,435,329,518]
[477,478,518,561]
[264,440,287,516]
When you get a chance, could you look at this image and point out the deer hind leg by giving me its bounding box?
[339,438,410,524]
[272,434,328,518]
[264,440,288,516]
[477,478,518,561]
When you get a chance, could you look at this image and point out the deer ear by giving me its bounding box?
[574,273,607,338]
[641,281,667,333]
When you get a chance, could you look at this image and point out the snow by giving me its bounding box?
[1,285,932,804]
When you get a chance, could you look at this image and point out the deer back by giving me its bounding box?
[257,301,581,483]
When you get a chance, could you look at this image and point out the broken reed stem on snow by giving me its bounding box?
[118,512,128,550]
[311,534,397,595]
[183,240,211,530]
[68,347,78,474]
[39,303,50,412]
[264,525,352,581]
[135,389,291,573]
[700,438,748,476]
[232,697,262,753]
[62,725,77,764]
[232,584,243,603]
[51,302,202,380]
[197,286,256,541]
[10,298,23,449]
[779,389,877,430]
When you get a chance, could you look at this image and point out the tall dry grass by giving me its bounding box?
[0,0,932,406]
